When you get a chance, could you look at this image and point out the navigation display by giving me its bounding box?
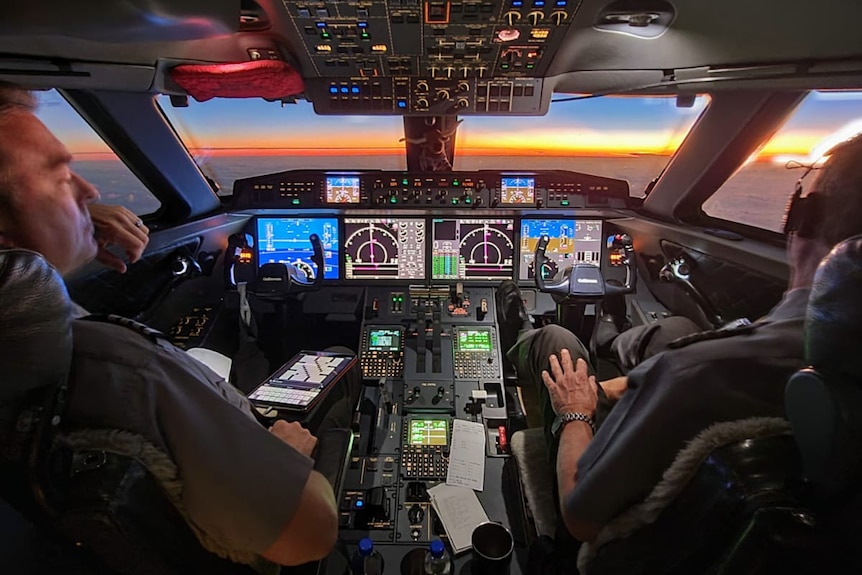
[368,328,401,351]
[344,218,425,280]
[256,217,340,280]
[500,176,535,204]
[325,176,361,204]
[457,329,492,352]
[519,219,604,281]
[432,218,514,280]
[409,419,448,446]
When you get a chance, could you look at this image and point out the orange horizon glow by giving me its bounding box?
[66,131,832,161]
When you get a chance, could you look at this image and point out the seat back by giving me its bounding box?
[0,250,259,575]
[785,234,862,563]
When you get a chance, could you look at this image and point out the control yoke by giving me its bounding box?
[290,233,325,291]
[252,233,325,298]
[534,233,636,300]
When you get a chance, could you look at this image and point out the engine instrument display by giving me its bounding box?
[256,217,340,280]
[431,218,514,280]
[325,176,361,204]
[500,176,535,204]
[408,419,449,446]
[519,219,604,281]
[457,328,493,352]
[344,218,425,280]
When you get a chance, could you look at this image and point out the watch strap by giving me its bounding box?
[555,411,596,436]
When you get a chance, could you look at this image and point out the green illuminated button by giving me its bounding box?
[465,197,472,204]
[561,200,569,206]
[390,196,397,204]
[291,198,301,205]
[451,198,459,204]
[402,178,409,185]
[453,180,460,186]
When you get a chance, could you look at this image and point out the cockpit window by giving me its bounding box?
[158,97,407,196]
[35,90,162,216]
[703,90,862,233]
[158,94,707,197]
[456,95,708,196]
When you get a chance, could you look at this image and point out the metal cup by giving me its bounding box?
[471,522,514,575]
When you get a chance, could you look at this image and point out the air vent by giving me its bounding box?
[595,0,675,38]
[240,0,270,31]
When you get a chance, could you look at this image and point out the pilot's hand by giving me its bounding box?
[269,420,318,458]
[88,203,150,273]
[542,350,598,416]
[599,376,628,402]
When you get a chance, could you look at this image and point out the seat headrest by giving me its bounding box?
[0,249,74,399]
[806,234,862,375]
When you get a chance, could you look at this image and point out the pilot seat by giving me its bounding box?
[511,235,862,574]
[0,249,351,575]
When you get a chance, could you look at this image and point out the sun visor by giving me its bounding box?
[169,60,305,102]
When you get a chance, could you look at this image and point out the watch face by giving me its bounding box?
[551,415,563,437]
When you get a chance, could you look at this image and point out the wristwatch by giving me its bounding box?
[551,412,596,438]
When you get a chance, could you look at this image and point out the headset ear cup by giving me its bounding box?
[783,181,804,235]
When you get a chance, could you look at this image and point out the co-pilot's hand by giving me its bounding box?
[542,350,599,416]
[88,203,150,273]
[269,420,318,458]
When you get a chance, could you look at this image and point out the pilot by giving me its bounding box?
[500,132,862,546]
[0,82,351,567]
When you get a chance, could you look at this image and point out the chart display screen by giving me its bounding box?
[368,328,401,351]
[519,219,604,281]
[457,329,492,352]
[409,419,449,446]
[256,217,340,280]
[325,176,361,204]
[500,176,535,204]
[344,218,425,280]
[432,218,514,280]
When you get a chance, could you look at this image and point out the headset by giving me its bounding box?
[782,165,823,237]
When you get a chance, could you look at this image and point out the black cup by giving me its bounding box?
[471,522,514,575]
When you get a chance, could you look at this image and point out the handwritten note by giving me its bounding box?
[428,483,490,554]
[446,419,486,491]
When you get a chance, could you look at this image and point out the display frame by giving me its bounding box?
[517,217,605,283]
[255,216,342,281]
[430,217,516,282]
[407,418,450,447]
[342,216,427,282]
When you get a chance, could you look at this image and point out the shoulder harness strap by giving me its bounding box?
[80,314,171,347]
[666,321,757,349]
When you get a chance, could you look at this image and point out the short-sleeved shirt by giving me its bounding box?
[570,288,810,525]
[65,318,314,554]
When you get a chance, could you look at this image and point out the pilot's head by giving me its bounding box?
[785,132,862,290]
[0,83,100,275]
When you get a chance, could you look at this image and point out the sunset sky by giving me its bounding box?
[37,90,862,162]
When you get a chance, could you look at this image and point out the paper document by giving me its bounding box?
[446,419,486,491]
[428,483,490,554]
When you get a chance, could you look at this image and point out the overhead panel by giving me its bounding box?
[281,0,581,115]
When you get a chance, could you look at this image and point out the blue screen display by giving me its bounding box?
[256,217,340,280]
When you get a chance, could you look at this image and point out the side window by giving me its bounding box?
[35,90,162,215]
[703,91,862,233]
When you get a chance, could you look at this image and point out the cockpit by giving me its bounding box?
[2,1,862,574]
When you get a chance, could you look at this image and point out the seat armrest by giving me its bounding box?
[313,428,353,495]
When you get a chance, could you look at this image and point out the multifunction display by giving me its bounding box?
[519,219,604,281]
[325,176,361,204]
[368,328,401,352]
[457,329,493,352]
[408,419,449,446]
[344,218,425,280]
[432,218,514,281]
[500,177,535,204]
[256,217,340,280]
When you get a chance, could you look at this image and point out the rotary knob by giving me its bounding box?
[417,80,429,92]
[528,11,544,25]
[504,11,521,26]
[416,97,429,109]
[436,88,451,101]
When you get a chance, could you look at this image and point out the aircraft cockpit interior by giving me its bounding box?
[2,1,862,574]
